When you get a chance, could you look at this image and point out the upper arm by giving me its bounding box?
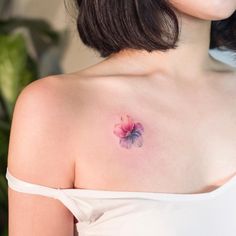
[7,76,76,236]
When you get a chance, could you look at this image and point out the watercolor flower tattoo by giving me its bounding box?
[113,114,144,149]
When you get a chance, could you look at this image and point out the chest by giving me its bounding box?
[73,79,236,193]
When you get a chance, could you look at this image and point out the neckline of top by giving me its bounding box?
[62,173,236,201]
[6,168,236,201]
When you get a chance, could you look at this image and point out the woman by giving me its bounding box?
[6,0,236,235]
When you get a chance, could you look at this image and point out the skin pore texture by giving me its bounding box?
[54,1,236,196]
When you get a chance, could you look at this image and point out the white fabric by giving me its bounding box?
[5,167,236,236]
[209,48,236,68]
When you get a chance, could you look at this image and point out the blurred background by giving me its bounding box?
[0,1,235,235]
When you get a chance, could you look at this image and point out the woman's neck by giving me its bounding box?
[106,12,219,81]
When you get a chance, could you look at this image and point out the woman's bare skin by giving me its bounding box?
[58,53,236,196]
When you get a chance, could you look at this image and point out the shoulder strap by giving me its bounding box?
[5,167,85,221]
[6,167,60,198]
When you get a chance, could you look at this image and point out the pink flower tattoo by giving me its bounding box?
[113,114,144,149]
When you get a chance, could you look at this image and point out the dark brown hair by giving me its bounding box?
[67,0,236,58]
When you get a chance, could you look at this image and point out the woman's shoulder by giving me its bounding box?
[7,74,85,188]
[46,69,137,114]
[16,72,95,117]
[16,68,128,125]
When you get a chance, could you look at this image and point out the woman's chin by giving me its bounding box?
[171,0,235,21]
[205,9,235,21]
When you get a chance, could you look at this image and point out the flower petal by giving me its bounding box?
[132,135,143,147]
[113,124,127,138]
[121,114,135,133]
[134,122,144,133]
[120,136,133,149]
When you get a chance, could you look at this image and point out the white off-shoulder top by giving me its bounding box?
[5,167,236,236]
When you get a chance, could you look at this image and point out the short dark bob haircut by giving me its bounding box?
[67,0,236,58]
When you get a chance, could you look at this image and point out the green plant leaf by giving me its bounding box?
[0,18,60,55]
[0,34,37,117]
[0,175,8,200]
[0,129,9,157]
